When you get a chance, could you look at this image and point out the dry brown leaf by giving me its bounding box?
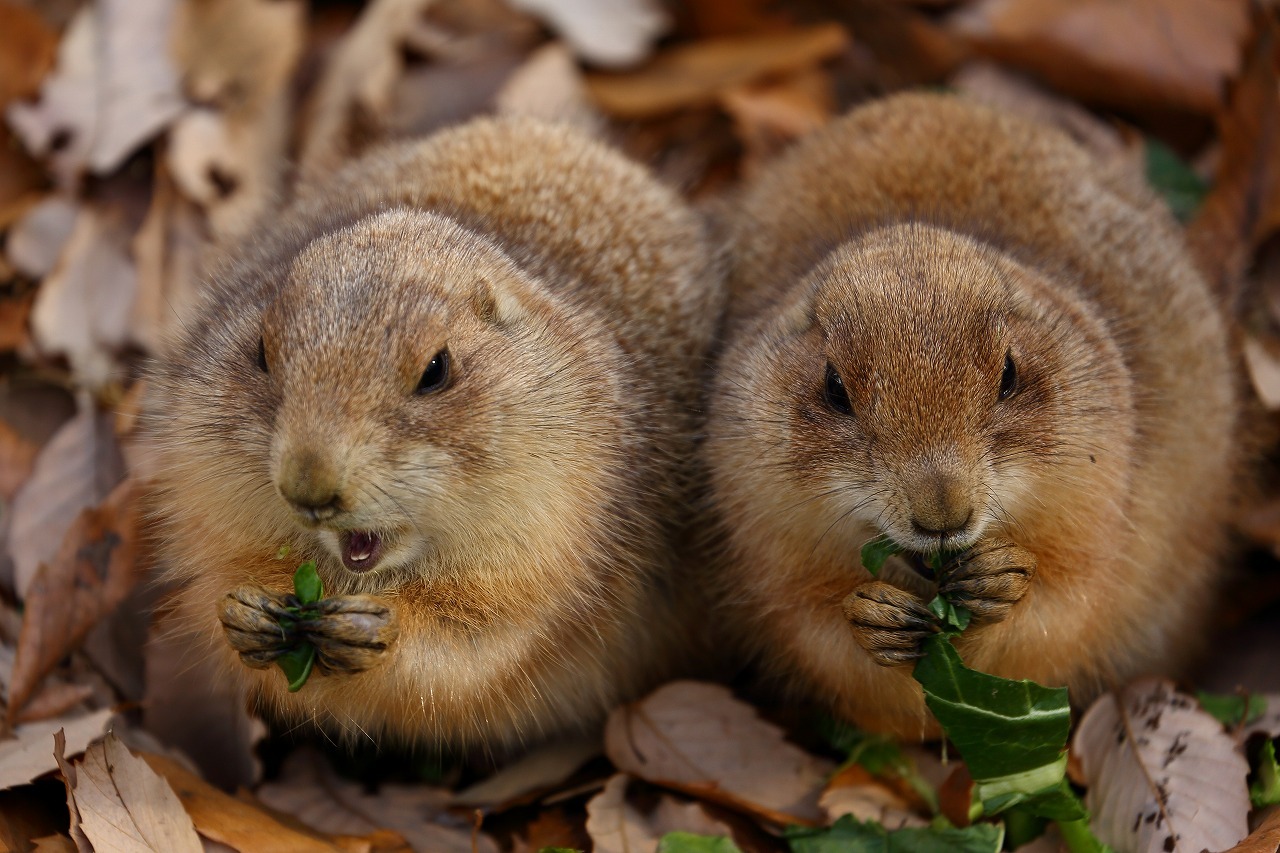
[506,0,667,68]
[494,42,606,132]
[950,0,1250,115]
[256,749,498,853]
[585,24,849,119]
[0,2,58,105]
[7,403,124,597]
[1223,806,1280,853]
[299,0,440,178]
[130,169,207,355]
[0,708,110,791]
[584,774,660,853]
[13,683,94,725]
[512,807,590,853]
[452,734,598,808]
[69,733,202,853]
[0,417,38,501]
[30,836,77,853]
[604,680,832,823]
[9,478,138,723]
[1071,678,1250,853]
[0,291,33,353]
[649,796,735,839]
[5,195,78,279]
[142,751,399,853]
[1188,9,1280,307]
[719,67,833,174]
[819,764,926,830]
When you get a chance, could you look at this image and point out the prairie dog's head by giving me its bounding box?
[152,209,626,591]
[711,222,1135,558]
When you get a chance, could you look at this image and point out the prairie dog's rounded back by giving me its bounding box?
[146,117,722,747]
[707,93,1236,736]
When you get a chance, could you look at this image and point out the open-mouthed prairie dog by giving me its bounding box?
[145,116,723,748]
[706,93,1239,738]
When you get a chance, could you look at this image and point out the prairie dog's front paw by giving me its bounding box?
[843,581,938,667]
[939,538,1036,624]
[217,585,399,676]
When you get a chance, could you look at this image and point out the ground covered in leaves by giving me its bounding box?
[2,0,1280,851]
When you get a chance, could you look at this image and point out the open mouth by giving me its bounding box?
[339,530,384,573]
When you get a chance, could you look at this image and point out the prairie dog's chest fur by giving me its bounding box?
[146,117,722,747]
[706,93,1237,737]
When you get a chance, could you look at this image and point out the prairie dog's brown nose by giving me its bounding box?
[908,470,973,537]
[277,448,345,521]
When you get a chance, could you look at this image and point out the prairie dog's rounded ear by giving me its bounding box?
[470,276,529,326]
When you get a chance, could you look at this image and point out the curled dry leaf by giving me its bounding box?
[0,707,110,792]
[1071,678,1250,853]
[1221,805,1280,853]
[141,751,404,853]
[9,478,138,723]
[950,0,1251,115]
[5,195,78,279]
[451,734,598,809]
[7,402,124,597]
[586,774,661,853]
[719,67,833,174]
[584,23,849,119]
[819,764,926,830]
[494,42,606,133]
[604,680,832,822]
[0,417,38,501]
[256,748,497,853]
[506,0,668,68]
[67,733,202,853]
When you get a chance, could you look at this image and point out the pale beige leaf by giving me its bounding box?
[1072,678,1249,853]
[88,0,184,172]
[819,765,926,829]
[507,0,667,67]
[0,709,110,791]
[604,680,832,822]
[72,733,202,853]
[130,170,207,354]
[30,206,138,387]
[584,774,659,853]
[649,796,735,839]
[257,748,497,853]
[8,402,123,597]
[4,195,78,278]
[494,43,606,133]
[1244,334,1280,410]
[452,734,598,808]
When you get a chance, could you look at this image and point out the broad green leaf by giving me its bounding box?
[785,814,1003,853]
[1197,691,1267,728]
[912,635,1069,781]
[657,833,743,853]
[1057,819,1112,853]
[294,560,322,604]
[1144,139,1207,223]
[1251,738,1280,809]
[276,644,316,692]
[860,536,902,577]
[926,594,970,634]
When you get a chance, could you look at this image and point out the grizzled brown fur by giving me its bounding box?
[706,93,1239,737]
[146,117,723,747]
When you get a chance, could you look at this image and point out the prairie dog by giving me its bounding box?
[146,117,723,747]
[706,93,1238,737]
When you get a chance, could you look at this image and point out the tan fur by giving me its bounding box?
[145,117,723,748]
[706,93,1239,738]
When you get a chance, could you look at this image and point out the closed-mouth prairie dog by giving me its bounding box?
[146,116,723,748]
[706,93,1238,738]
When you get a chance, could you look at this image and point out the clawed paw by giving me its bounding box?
[938,538,1036,624]
[217,585,400,677]
[842,581,938,667]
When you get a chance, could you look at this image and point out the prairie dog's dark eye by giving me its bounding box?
[824,363,852,415]
[998,350,1018,401]
[256,338,268,373]
[416,349,450,394]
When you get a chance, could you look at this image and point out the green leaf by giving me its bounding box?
[1056,818,1113,853]
[657,833,743,853]
[926,594,971,634]
[293,560,322,604]
[786,814,1003,853]
[276,644,316,692]
[1251,738,1280,809]
[1144,139,1208,223]
[1197,691,1267,728]
[861,536,902,577]
[912,635,1070,781]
